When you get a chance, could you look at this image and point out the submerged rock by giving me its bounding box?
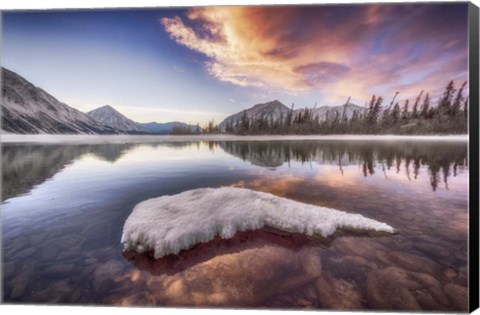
[296,297,312,307]
[3,262,16,279]
[40,245,60,262]
[366,266,466,311]
[117,291,156,306]
[443,283,468,311]
[14,247,37,259]
[42,263,76,276]
[443,268,457,280]
[123,245,322,307]
[366,267,421,310]
[57,250,79,261]
[374,250,441,275]
[93,260,125,291]
[315,273,364,309]
[10,265,34,299]
[334,237,380,259]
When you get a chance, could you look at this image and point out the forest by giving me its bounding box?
[171,80,469,135]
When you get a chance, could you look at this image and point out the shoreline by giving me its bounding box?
[0,133,469,144]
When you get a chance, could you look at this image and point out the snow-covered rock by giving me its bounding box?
[121,187,395,258]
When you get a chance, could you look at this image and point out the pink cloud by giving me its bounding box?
[161,4,468,105]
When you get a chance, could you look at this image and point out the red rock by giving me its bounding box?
[366,267,421,310]
[443,283,468,311]
[93,260,125,291]
[315,273,364,309]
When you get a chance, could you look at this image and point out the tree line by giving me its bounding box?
[197,80,468,135]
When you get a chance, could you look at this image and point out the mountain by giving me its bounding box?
[219,100,365,131]
[139,121,201,135]
[87,105,201,134]
[219,100,290,131]
[294,103,365,121]
[1,68,119,134]
[87,105,145,133]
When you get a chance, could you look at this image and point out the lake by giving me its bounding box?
[1,138,469,310]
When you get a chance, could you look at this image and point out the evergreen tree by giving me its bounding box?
[391,102,401,124]
[452,81,467,116]
[421,93,431,119]
[412,90,423,119]
[401,100,410,121]
[381,108,391,127]
[439,80,456,115]
[374,96,383,115]
[463,96,469,118]
[286,103,295,128]
[241,110,249,132]
[366,95,377,125]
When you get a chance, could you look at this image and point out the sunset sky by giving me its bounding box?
[2,3,469,125]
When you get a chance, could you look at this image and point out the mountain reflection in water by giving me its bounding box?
[2,140,467,201]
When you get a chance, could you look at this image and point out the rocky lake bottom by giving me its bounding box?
[1,139,469,311]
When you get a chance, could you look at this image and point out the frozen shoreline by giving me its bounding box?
[0,133,469,144]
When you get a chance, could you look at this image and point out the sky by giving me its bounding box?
[2,3,469,125]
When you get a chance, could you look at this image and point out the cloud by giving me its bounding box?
[294,62,350,86]
[161,4,468,105]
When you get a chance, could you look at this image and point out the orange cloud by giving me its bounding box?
[161,4,468,105]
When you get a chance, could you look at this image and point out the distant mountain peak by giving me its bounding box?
[251,99,285,109]
[219,100,290,131]
[87,105,144,133]
[99,104,115,110]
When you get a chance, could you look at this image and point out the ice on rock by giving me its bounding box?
[121,187,395,258]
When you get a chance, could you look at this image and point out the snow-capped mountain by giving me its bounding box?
[87,105,145,133]
[219,100,290,131]
[87,105,201,134]
[219,100,365,131]
[294,103,365,121]
[1,68,119,134]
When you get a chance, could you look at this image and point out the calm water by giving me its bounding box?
[1,140,469,310]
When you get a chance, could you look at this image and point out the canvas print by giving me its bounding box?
[1,2,478,312]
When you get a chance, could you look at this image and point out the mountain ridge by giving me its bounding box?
[219,100,365,131]
[1,67,367,135]
[1,68,119,135]
[86,104,201,135]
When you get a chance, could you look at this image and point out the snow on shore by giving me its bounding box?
[1,133,468,144]
[121,187,395,258]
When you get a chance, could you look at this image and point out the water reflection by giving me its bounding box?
[2,140,468,202]
[122,227,320,276]
[218,141,467,191]
[1,142,199,201]
[1,139,469,310]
